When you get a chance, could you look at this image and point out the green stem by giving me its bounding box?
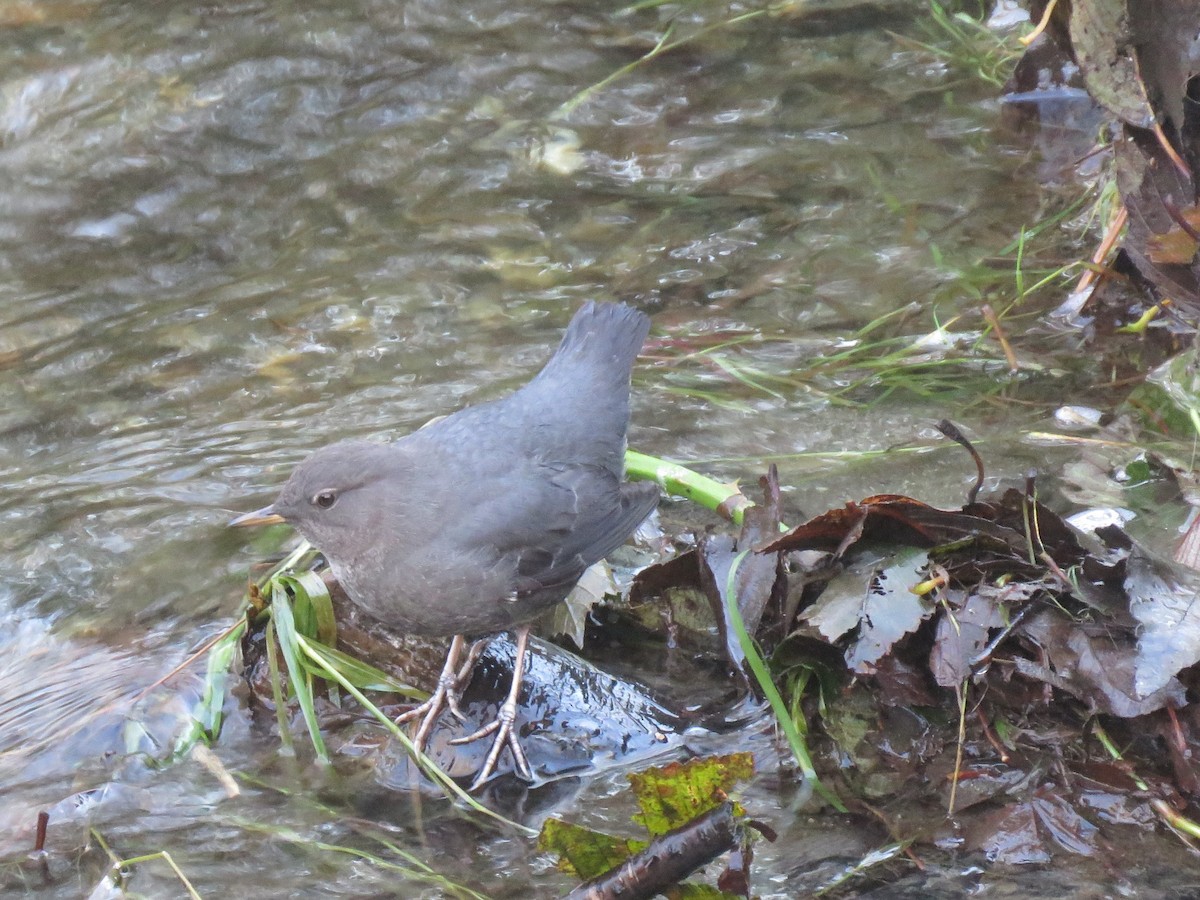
[552,9,766,121]
[625,449,754,525]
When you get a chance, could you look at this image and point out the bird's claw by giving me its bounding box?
[394,680,458,748]
[451,697,532,789]
[394,635,473,749]
[452,625,534,789]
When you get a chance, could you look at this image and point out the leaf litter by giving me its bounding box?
[626,441,1200,876]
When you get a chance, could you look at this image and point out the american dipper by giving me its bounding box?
[232,301,658,787]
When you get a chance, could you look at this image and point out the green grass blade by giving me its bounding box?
[193,622,243,738]
[294,633,534,835]
[170,620,246,759]
[264,618,295,757]
[271,587,330,764]
[277,570,336,646]
[300,639,428,697]
[724,550,845,811]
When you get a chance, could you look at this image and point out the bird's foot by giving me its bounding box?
[394,681,460,750]
[450,624,534,789]
[451,695,533,789]
[394,634,473,750]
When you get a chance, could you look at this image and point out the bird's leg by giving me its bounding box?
[451,624,534,789]
[455,636,491,693]
[394,633,469,750]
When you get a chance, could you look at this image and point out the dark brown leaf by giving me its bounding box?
[969,801,1049,864]
[764,494,1032,559]
[1015,609,1185,718]
[698,469,787,685]
[929,591,1006,687]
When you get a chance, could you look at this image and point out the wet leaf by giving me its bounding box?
[715,843,751,897]
[1030,787,1102,857]
[1069,0,1155,129]
[698,468,785,680]
[799,563,873,644]
[849,549,932,673]
[735,467,785,634]
[967,787,1101,864]
[1016,609,1185,718]
[970,803,1046,864]
[538,818,646,880]
[962,488,1088,570]
[946,766,1028,815]
[630,754,754,836]
[556,559,616,649]
[929,591,1006,687]
[1077,788,1158,829]
[627,547,732,649]
[764,494,1030,558]
[870,654,938,707]
[822,684,876,768]
[1147,224,1199,265]
[1126,548,1200,697]
[800,546,933,674]
[1105,116,1200,312]
[1174,511,1200,572]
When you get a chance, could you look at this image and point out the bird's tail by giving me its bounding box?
[518,302,649,473]
[532,301,650,391]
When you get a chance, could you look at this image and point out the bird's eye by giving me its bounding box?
[313,489,338,509]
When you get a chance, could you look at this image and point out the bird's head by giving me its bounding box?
[230,440,398,564]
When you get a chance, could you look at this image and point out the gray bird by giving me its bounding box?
[232,301,658,787]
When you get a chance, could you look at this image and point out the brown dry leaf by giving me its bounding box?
[1144,205,1200,265]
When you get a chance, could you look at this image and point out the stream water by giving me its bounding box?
[1,0,1182,896]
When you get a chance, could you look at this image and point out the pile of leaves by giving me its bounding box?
[629,441,1200,874]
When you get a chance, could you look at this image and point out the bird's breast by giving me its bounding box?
[328,555,565,638]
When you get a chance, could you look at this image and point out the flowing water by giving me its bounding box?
[0,0,1172,896]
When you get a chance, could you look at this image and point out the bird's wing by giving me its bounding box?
[450,462,658,599]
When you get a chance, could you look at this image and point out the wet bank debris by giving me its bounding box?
[232,438,1200,891]
[628,452,1200,879]
[540,753,764,900]
[238,573,687,790]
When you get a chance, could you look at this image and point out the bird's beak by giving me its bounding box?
[229,505,287,527]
